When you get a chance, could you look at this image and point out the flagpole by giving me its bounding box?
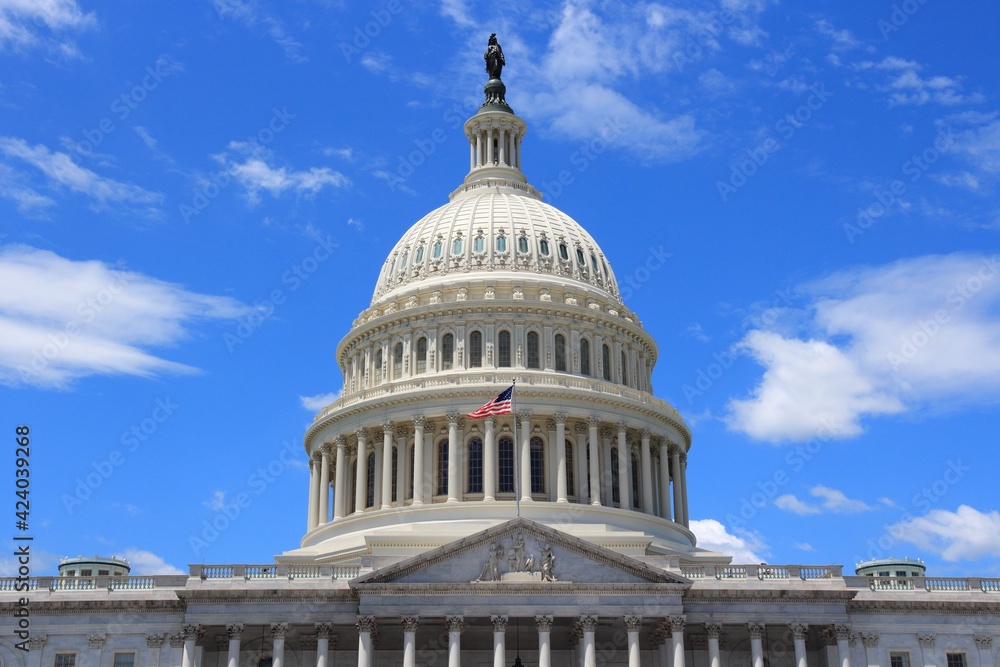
[512,379,519,519]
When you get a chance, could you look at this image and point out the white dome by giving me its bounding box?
[372,188,621,307]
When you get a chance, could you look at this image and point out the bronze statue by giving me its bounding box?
[485,33,505,79]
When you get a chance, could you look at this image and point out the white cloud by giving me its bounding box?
[360,51,392,73]
[216,143,349,205]
[774,494,820,515]
[0,136,162,212]
[886,505,1000,562]
[855,58,984,107]
[203,490,226,511]
[0,245,250,388]
[211,0,305,62]
[726,253,1000,441]
[810,485,872,513]
[815,19,863,51]
[120,548,185,575]
[0,0,95,54]
[690,519,768,563]
[794,542,815,552]
[300,390,342,412]
[0,163,55,214]
[440,0,474,27]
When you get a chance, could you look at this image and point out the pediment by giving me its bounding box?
[352,517,689,587]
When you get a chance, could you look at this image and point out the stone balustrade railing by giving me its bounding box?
[0,574,187,592]
[190,563,361,580]
[680,564,842,580]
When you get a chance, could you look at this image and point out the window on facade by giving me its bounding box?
[113,654,136,667]
[611,448,620,504]
[498,330,512,368]
[497,236,507,252]
[81,569,92,576]
[566,440,575,495]
[467,438,483,493]
[879,570,890,576]
[498,436,515,493]
[621,350,628,386]
[258,659,273,667]
[896,570,908,577]
[518,235,529,253]
[631,453,640,508]
[539,239,550,256]
[400,251,408,271]
[469,331,482,368]
[576,248,586,266]
[437,440,449,496]
[591,253,600,275]
[946,655,966,667]
[415,245,424,263]
[391,446,398,502]
[554,334,566,371]
[98,569,109,575]
[559,243,569,261]
[890,653,911,667]
[366,452,375,508]
[56,655,77,667]
[530,437,545,494]
[388,259,396,279]
[359,356,366,386]
[527,331,540,369]
[474,235,485,253]
[416,337,427,374]
[452,237,463,254]
[580,338,591,376]
[433,241,443,258]
[374,349,383,384]
[394,343,403,378]
[441,333,454,370]
[602,344,611,381]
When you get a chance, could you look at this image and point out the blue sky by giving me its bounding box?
[2,0,999,577]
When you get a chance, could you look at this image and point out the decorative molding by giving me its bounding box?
[747,623,765,640]
[491,614,509,632]
[579,615,598,632]
[299,634,318,650]
[226,623,244,640]
[169,634,184,648]
[790,623,808,640]
[835,625,852,641]
[860,632,879,648]
[270,623,288,639]
[88,634,106,649]
[669,616,686,634]
[705,623,722,639]
[624,615,643,632]
[973,635,992,650]
[446,615,465,633]
[402,616,420,633]
[27,635,47,650]
[180,624,199,640]
[536,615,554,632]
[315,623,332,639]
[357,615,377,634]
[917,634,936,648]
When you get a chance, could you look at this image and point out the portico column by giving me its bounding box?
[537,615,553,667]
[835,625,852,667]
[680,453,689,525]
[515,134,522,169]
[484,417,497,501]
[307,457,319,530]
[225,624,243,667]
[519,411,532,501]
[402,617,419,667]
[656,634,669,667]
[640,430,653,513]
[487,128,495,164]
[670,616,686,667]
[791,624,808,667]
[333,436,347,519]
[446,616,463,667]
[658,441,672,520]
[357,616,375,667]
[181,625,198,667]
[588,417,601,505]
[447,412,460,502]
[555,413,568,503]
[271,623,287,667]
[670,446,683,523]
[706,623,722,667]
[469,140,476,171]
[861,633,880,667]
[475,132,483,168]
[412,416,426,505]
[315,623,332,667]
[492,615,508,667]
[581,615,598,667]
[624,616,642,667]
[354,428,369,513]
[381,421,394,509]
[917,634,936,667]
[319,445,331,524]
[749,623,765,667]
[616,421,631,508]
[499,127,507,165]
[973,636,993,667]
[26,635,46,667]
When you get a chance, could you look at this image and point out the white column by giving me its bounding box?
[581,616,598,667]
[835,625,852,667]
[706,623,722,667]
[670,446,683,523]
[354,428,368,513]
[519,411,532,501]
[447,412,460,502]
[791,624,808,667]
[658,442,672,520]
[499,127,507,165]
[749,623,765,667]
[492,615,508,667]
[487,128,495,164]
[658,638,670,667]
[640,430,653,513]
[333,436,346,520]
[271,623,287,667]
[319,446,331,524]
[973,636,992,667]
[356,616,375,667]
[515,134,522,169]
[307,456,319,530]
[680,453,689,525]
[181,625,197,667]
[616,421,631,509]
[225,624,243,667]
[537,616,553,667]
[469,140,476,171]
[381,421,394,509]
[413,416,426,505]
[917,634,936,667]
[861,633,880,667]
[511,131,518,169]
[624,616,642,667]
[315,624,331,667]
[475,132,483,168]
[402,617,419,667]
[484,417,497,501]
[555,413,568,503]
[671,617,686,667]
[195,645,204,667]
[588,417,601,505]
[447,616,464,667]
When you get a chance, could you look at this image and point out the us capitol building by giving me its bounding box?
[2,36,998,667]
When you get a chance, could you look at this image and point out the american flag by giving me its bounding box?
[467,385,514,419]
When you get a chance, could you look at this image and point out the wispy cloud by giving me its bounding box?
[854,57,985,107]
[214,141,349,205]
[299,390,341,412]
[886,505,1000,562]
[0,0,96,56]
[211,0,305,62]
[120,548,185,575]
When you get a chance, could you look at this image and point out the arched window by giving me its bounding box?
[374,349,383,385]
[496,236,507,252]
[394,342,403,378]
[399,251,408,271]
[530,436,545,494]
[416,337,427,374]
[565,440,575,496]
[258,658,273,667]
[518,235,529,253]
[467,437,483,493]
[554,334,566,371]
[498,330,512,368]
[415,245,424,263]
[539,239,550,256]
[432,241,442,258]
[498,436,514,493]
[611,448,620,504]
[441,333,454,370]
[559,242,569,261]
[576,248,586,266]
[391,446,398,502]
[580,338,591,376]
[469,331,482,368]
[452,237,463,254]
[602,344,611,381]
[631,453,640,508]
[527,331,540,369]
[474,235,485,253]
[437,440,448,496]
[621,350,628,386]
[366,452,375,508]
